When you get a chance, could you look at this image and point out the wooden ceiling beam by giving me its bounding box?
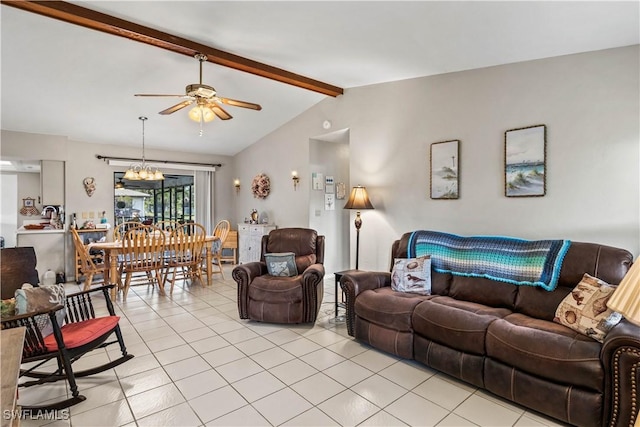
[1,0,344,97]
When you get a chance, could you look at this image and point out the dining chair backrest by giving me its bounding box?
[71,228,98,271]
[71,228,106,290]
[213,220,231,251]
[114,221,144,241]
[155,220,182,233]
[168,223,207,266]
[120,225,166,272]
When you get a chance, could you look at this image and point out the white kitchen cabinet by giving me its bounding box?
[41,160,65,205]
[238,224,276,264]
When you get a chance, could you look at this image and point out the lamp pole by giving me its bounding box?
[354,211,362,270]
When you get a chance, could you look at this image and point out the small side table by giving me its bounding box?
[334,269,358,318]
[2,327,25,427]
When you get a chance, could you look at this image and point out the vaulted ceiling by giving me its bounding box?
[2,1,638,156]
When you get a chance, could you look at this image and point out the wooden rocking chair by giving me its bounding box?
[0,284,133,413]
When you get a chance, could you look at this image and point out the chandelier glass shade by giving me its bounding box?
[188,104,215,123]
[124,116,164,181]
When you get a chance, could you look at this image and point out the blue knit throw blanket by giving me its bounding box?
[407,231,571,291]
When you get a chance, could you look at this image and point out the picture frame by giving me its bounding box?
[23,197,35,207]
[430,140,459,199]
[312,172,323,190]
[505,124,546,197]
[336,182,346,199]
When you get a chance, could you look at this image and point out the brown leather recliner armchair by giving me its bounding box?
[232,228,325,323]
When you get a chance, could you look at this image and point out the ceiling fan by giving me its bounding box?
[135,53,262,124]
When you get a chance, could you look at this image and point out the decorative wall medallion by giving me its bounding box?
[251,173,270,199]
[83,177,96,197]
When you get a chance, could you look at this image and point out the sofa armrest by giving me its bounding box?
[232,262,268,319]
[301,263,325,322]
[339,271,391,336]
[601,319,640,427]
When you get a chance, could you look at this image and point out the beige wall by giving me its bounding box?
[235,46,640,270]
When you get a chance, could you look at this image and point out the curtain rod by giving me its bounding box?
[96,155,222,168]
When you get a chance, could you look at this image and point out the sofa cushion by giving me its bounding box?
[354,287,432,332]
[449,275,518,310]
[249,275,302,303]
[486,313,603,392]
[412,296,511,355]
[554,273,621,342]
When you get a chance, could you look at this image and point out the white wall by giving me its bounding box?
[234,46,640,271]
[309,136,350,274]
[0,174,18,247]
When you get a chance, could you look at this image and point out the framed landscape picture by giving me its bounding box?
[505,124,546,197]
[430,140,459,199]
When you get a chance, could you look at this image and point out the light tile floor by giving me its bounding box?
[18,266,567,427]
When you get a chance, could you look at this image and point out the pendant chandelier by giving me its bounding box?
[123,116,164,181]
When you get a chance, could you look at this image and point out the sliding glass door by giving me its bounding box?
[114,172,194,225]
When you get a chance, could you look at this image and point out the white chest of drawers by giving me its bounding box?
[238,224,276,264]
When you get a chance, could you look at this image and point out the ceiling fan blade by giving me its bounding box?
[210,102,233,120]
[135,94,187,98]
[159,100,193,115]
[219,97,262,111]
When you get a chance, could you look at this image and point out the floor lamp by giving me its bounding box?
[343,186,374,270]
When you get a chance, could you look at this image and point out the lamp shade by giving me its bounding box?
[607,258,640,326]
[343,186,374,210]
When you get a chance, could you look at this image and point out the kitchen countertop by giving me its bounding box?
[16,226,67,234]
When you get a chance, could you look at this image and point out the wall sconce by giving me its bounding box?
[292,171,300,190]
[234,179,241,194]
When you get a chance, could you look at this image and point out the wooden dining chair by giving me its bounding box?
[155,220,181,233]
[113,221,143,241]
[119,225,166,300]
[113,221,150,288]
[71,228,107,290]
[210,220,230,279]
[163,222,207,293]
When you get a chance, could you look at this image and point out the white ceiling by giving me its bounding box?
[1,1,638,156]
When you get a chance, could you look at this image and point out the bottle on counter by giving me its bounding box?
[42,269,56,286]
[71,213,77,229]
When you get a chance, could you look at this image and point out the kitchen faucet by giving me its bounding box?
[41,206,63,229]
[41,206,58,217]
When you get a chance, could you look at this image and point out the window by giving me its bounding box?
[114,172,194,225]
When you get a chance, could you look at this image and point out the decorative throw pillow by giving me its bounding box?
[554,273,622,342]
[391,256,432,295]
[265,252,298,277]
[15,283,66,338]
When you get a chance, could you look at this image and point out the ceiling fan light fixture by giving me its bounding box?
[188,104,215,123]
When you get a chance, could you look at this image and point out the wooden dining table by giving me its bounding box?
[89,235,220,300]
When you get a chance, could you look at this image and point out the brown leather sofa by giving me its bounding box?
[232,228,325,323]
[340,232,640,427]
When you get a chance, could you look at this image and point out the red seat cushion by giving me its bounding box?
[44,316,120,351]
